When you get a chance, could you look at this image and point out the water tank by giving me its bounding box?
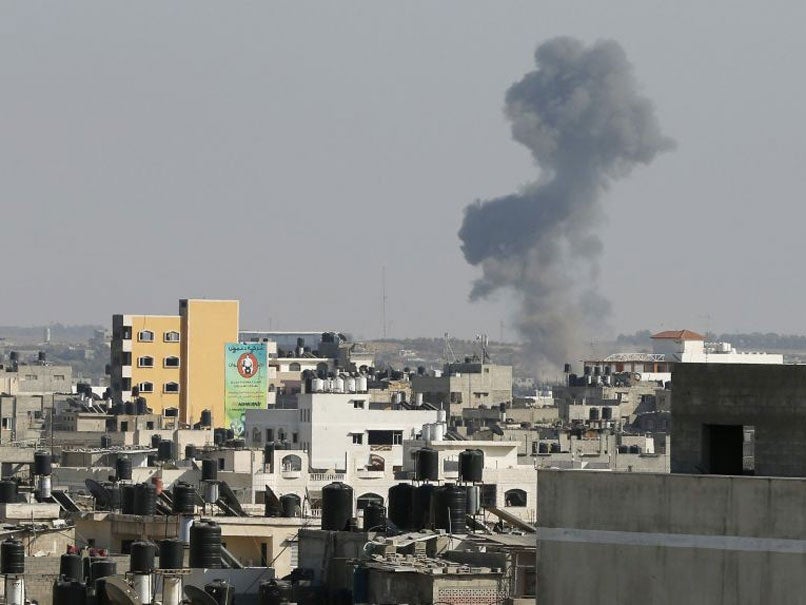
[311,378,323,393]
[53,578,87,605]
[133,483,157,515]
[415,448,439,482]
[458,449,484,483]
[60,552,83,582]
[602,406,613,420]
[0,480,17,503]
[466,485,480,515]
[202,459,218,481]
[115,457,132,482]
[432,423,446,441]
[150,434,161,449]
[332,377,345,393]
[120,484,135,513]
[549,443,561,454]
[232,438,245,450]
[89,559,116,582]
[172,482,196,515]
[124,402,135,415]
[1,538,24,574]
[564,363,572,373]
[629,445,641,454]
[100,435,112,448]
[387,483,414,530]
[321,482,353,531]
[189,521,222,569]
[105,483,121,511]
[135,398,148,415]
[158,440,173,461]
[589,407,600,421]
[258,580,284,605]
[200,410,213,428]
[264,443,275,467]
[431,484,466,534]
[34,450,52,476]
[411,484,435,530]
[538,442,549,454]
[130,541,156,573]
[158,538,184,570]
[594,366,602,377]
[618,445,629,454]
[421,424,432,441]
[205,579,234,605]
[185,444,196,460]
[280,494,301,518]
[345,377,356,393]
[363,503,386,532]
[356,376,368,393]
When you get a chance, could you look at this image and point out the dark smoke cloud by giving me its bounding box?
[459,37,674,374]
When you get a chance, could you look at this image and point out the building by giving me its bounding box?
[411,361,513,418]
[536,363,806,603]
[111,299,239,425]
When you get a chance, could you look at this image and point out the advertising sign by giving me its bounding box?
[224,342,267,436]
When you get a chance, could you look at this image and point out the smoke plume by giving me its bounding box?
[459,37,674,375]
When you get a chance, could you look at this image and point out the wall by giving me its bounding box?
[129,315,182,415]
[537,469,806,605]
[180,299,239,427]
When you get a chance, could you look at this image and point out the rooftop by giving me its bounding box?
[651,329,704,341]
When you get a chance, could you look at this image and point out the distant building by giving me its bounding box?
[411,361,512,418]
[110,299,239,425]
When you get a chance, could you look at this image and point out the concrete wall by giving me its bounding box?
[672,363,806,476]
[537,469,806,605]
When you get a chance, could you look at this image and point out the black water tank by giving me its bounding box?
[189,521,222,569]
[60,552,83,582]
[213,429,226,446]
[258,580,283,605]
[185,444,196,460]
[115,457,132,481]
[629,445,641,454]
[150,434,161,449]
[200,410,213,428]
[158,440,173,461]
[411,484,435,530]
[120,484,135,514]
[415,448,439,482]
[1,538,24,574]
[458,449,484,483]
[89,559,116,582]
[589,407,600,421]
[549,442,561,454]
[130,541,156,573]
[135,397,148,415]
[564,363,572,373]
[231,438,245,450]
[124,402,135,415]
[105,483,121,510]
[53,578,86,605]
[0,480,17,503]
[100,435,112,448]
[159,538,184,570]
[280,493,301,518]
[205,579,234,605]
[387,483,414,530]
[583,366,592,376]
[321,482,353,531]
[202,459,218,482]
[34,450,52,476]
[133,482,156,515]
[432,484,466,534]
[264,442,275,466]
[147,455,157,467]
[538,442,549,454]
[363,503,386,532]
[617,445,629,454]
[173,482,196,515]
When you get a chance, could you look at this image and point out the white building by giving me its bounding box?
[245,391,439,471]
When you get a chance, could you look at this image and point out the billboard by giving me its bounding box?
[224,342,268,436]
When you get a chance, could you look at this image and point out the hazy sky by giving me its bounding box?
[2,3,805,342]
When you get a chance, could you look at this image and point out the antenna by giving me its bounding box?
[381,266,387,339]
[475,334,491,363]
[443,333,458,364]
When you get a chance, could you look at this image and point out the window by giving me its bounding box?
[164,356,180,368]
[164,382,179,393]
[353,400,365,409]
[54,375,65,381]
[120,352,132,365]
[266,429,274,442]
[218,458,225,470]
[120,421,129,432]
[138,356,154,368]
[138,382,154,393]
[138,330,154,342]
[121,327,132,340]
[289,362,301,372]
[352,433,363,445]
[146,422,154,430]
[292,432,298,444]
[164,331,180,342]
[504,488,527,507]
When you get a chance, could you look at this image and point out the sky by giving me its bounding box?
[2,3,806,342]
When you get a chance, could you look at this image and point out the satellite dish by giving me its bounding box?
[217,481,246,517]
[103,577,140,605]
[184,585,220,605]
[85,479,112,509]
[264,485,282,517]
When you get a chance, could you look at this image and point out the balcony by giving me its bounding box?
[310,473,345,483]
[354,468,385,480]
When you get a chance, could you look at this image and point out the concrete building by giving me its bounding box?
[411,361,512,418]
[111,299,239,425]
[536,363,806,604]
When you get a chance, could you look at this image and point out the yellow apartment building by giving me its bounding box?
[111,299,239,426]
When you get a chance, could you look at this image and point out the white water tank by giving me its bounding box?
[422,424,432,441]
[437,409,447,423]
[333,377,345,393]
[345,377,356,393]
[432,423,445,441]
[416,393,424,406]
[356,376,368,392]
[313,378,325,392]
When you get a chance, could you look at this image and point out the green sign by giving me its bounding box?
[224,342,267,436]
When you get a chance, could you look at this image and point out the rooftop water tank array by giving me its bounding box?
[189,521,222,569]
[415,448,439,482]
[387,483,415,531]
[321,482,353,531]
